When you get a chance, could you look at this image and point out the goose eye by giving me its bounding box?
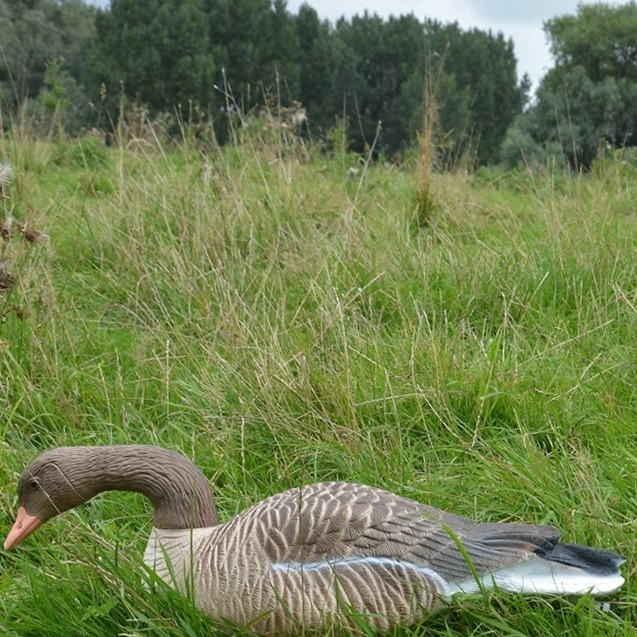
[29,479,39,490]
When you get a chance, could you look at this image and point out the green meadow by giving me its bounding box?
[0,125,636,635]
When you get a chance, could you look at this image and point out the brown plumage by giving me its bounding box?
[5,446,625,635]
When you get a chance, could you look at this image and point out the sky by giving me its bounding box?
[90,0,594,91]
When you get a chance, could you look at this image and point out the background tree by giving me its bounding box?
[544,2,637,86]
[333,13,413,154]
[0,0,63,104]
[205,0,274,103]
[330,15,524,162]
[260,0,301,101]
[502,2,637,170]
[425,21,525,166]
[295,5,340,134]
[0,0,96,130]
[0,0,23,109]
[94,0,214,113]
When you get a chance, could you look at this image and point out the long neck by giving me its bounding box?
[76,446,218,529]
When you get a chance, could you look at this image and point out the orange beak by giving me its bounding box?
[4,506,43,551]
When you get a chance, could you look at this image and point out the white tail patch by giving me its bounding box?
[451,555,625,597]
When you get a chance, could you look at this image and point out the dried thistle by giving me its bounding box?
[0,164,13,198]
[0,260,15,291]
[17,222,46,244]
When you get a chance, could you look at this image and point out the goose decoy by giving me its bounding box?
[4,446,625,634]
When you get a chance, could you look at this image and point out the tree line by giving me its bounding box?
[2,0,636,169]
[0,0,524,165]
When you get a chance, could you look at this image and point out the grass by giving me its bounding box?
[0,124,636,636]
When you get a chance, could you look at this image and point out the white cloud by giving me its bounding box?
[468,0,583,24]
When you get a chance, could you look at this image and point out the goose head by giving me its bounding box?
[5,445,218,551]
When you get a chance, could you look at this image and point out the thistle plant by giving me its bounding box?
[0,163,45,310]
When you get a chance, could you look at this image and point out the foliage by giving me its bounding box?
[94,0,215,113]
[499,113,566,172]
[0,0,96,108]
[503,3,637,171]
[0,0,525,165]
[544,1,637,86]
[295,4,342,134]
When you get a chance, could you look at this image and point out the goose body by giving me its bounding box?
[5,446,625,635]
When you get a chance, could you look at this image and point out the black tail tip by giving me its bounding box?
[541,542,625,576]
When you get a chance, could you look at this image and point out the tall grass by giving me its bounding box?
[0,122,635,636]
[413,57,439,228]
